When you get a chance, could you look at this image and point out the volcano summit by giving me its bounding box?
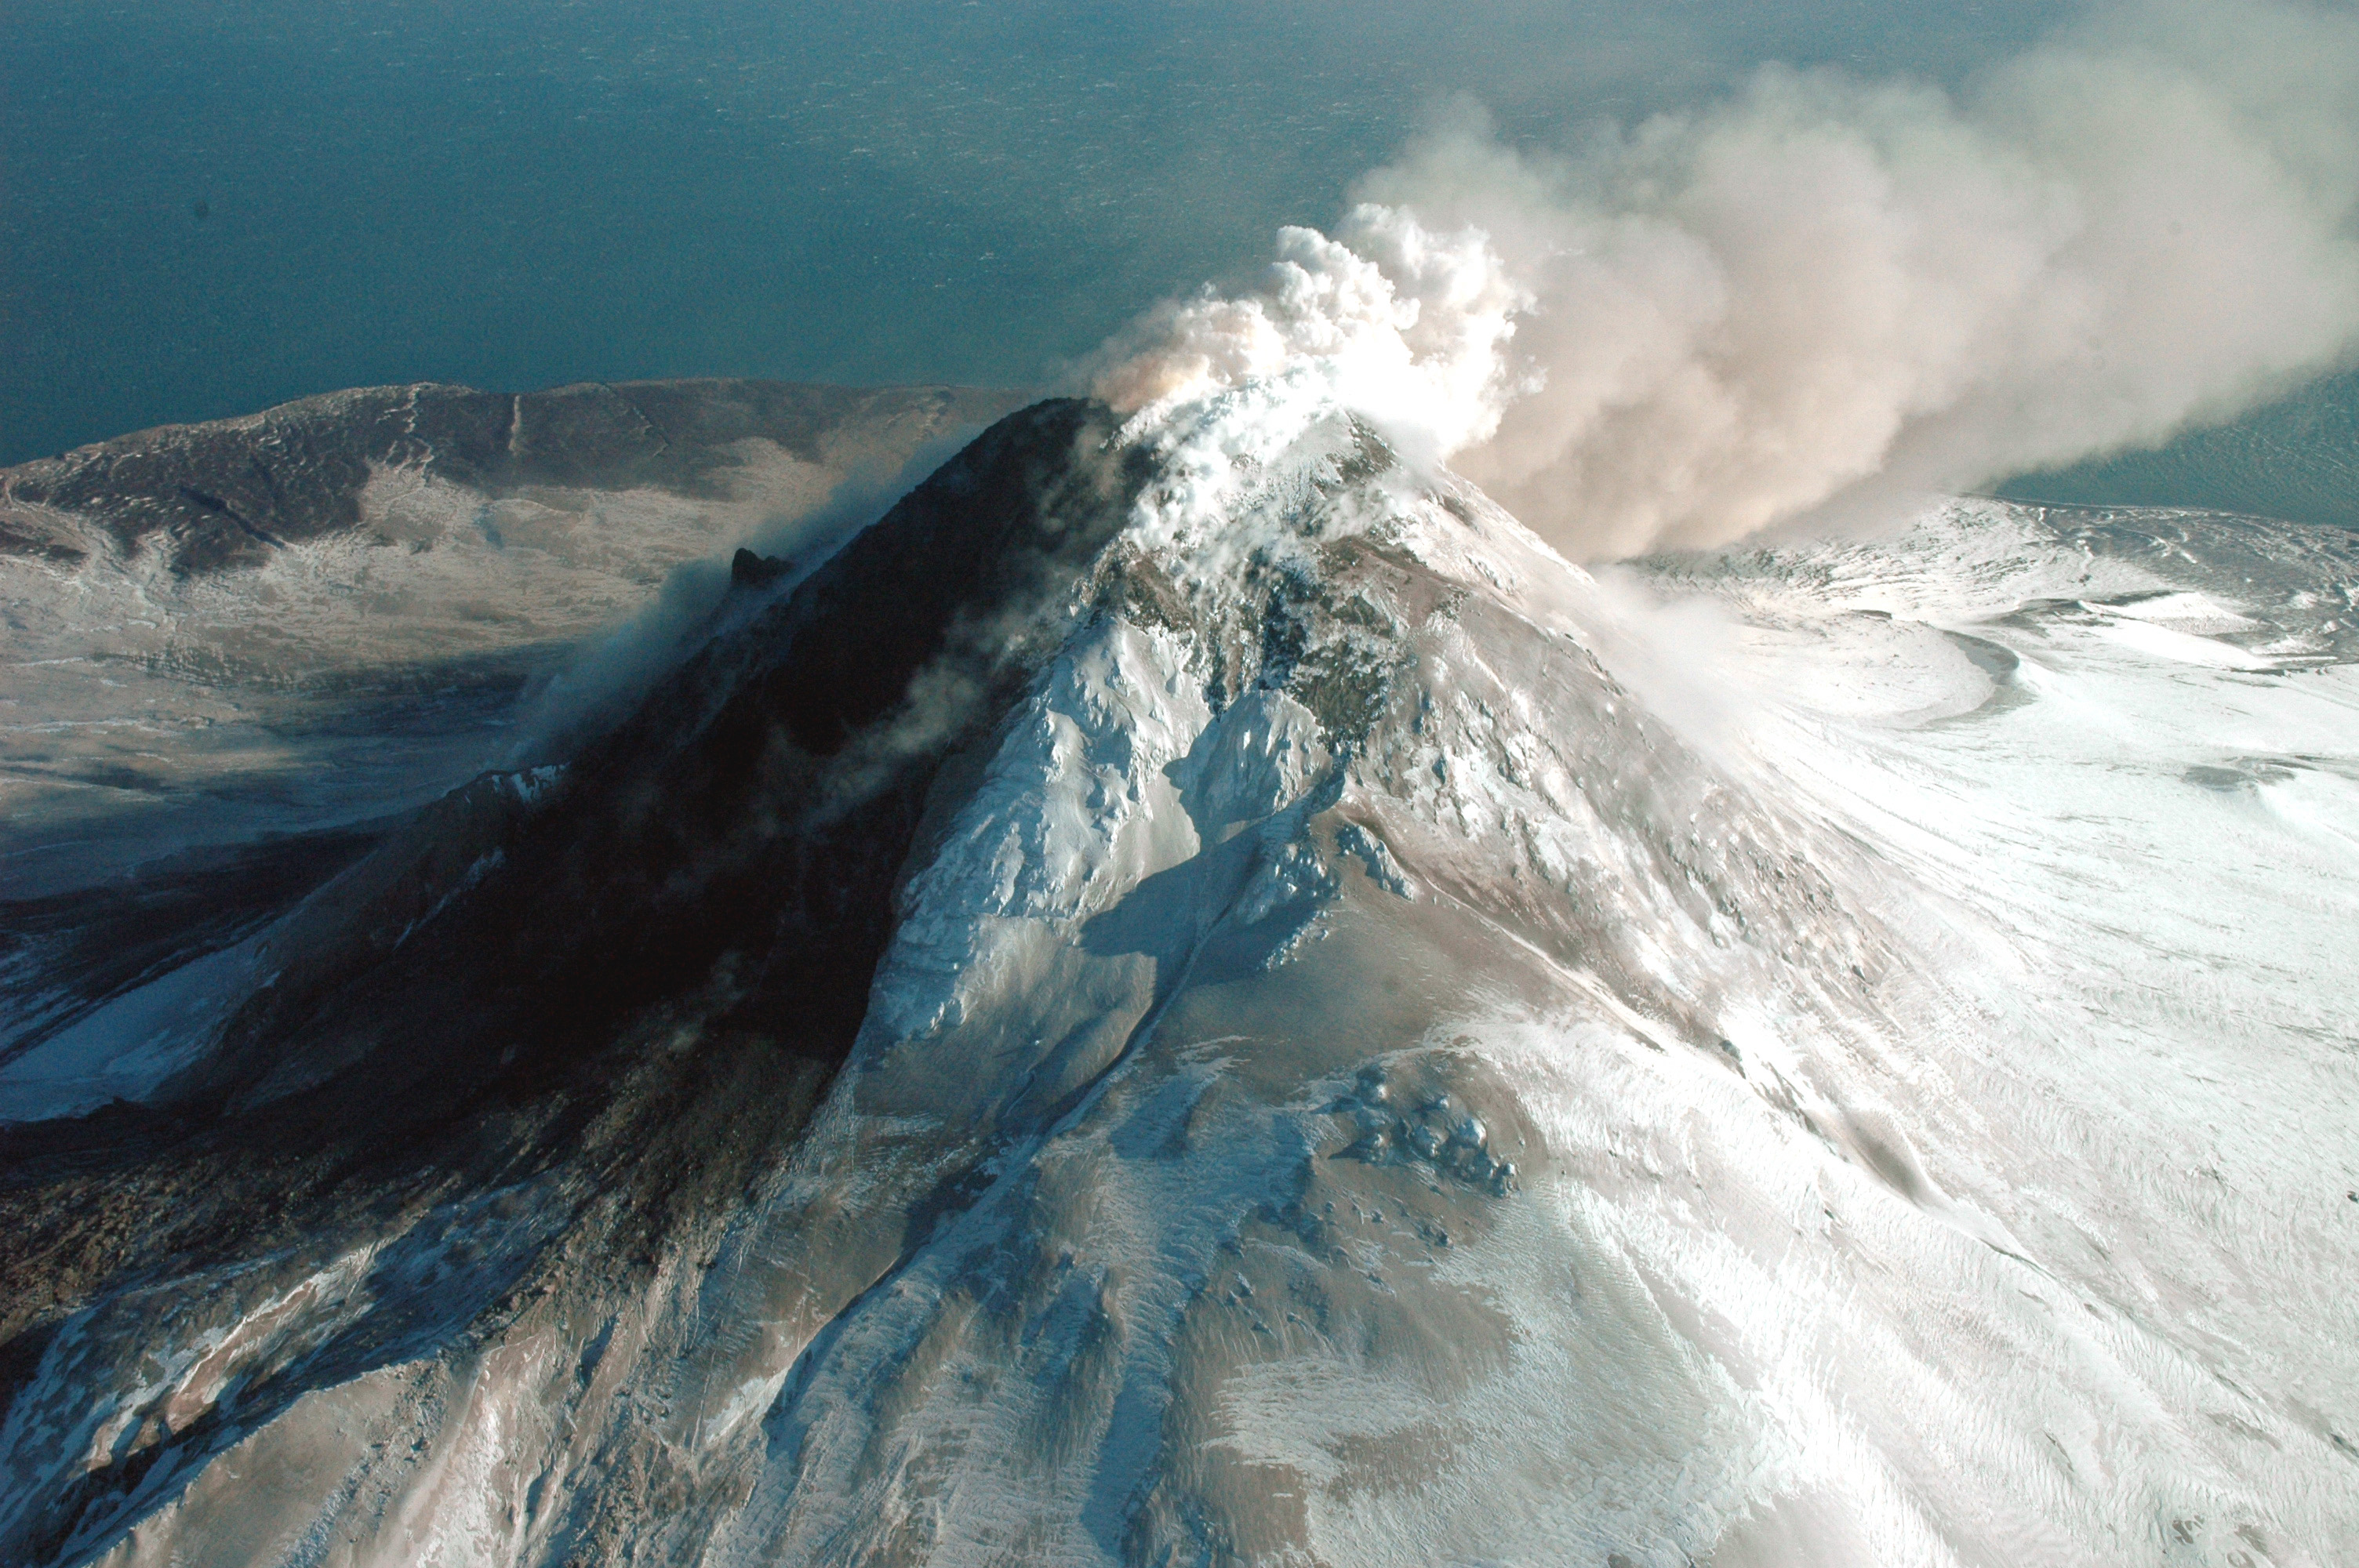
[1,372,2355,1566]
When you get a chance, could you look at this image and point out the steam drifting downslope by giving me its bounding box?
[1098,0,2359,558]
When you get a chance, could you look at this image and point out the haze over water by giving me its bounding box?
[1,0,2074,467]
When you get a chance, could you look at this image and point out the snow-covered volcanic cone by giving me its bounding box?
[1,375,2356,1566]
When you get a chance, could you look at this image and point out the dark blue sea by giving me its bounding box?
[2,0,2071,466]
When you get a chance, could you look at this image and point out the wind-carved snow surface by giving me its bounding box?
[13,378,2358,1566]
[668,392,2357,1564]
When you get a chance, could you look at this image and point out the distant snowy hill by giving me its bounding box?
[1,387,2355,1566]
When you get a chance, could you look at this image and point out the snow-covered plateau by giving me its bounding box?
[0,385,2354,1567]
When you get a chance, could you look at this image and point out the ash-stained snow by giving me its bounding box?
[671,400,2359,1563]
[3,387,2356,1566]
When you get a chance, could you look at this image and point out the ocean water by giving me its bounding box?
[2001,368,2359,534]
[0,0,2069,466]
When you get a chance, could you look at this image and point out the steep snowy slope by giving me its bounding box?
[1,387,2354,1566]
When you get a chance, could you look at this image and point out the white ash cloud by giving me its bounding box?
[1092,213,1532,468]
[1096,0,2359,559]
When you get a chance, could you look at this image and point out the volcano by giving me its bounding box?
[2,387,2356,1566]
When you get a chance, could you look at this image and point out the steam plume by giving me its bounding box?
[1097,0,2359,558]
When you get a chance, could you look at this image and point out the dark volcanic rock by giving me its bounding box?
[0,376,1038,904]
[190,397,1141,1119]
[0,401,1143,1562]
[730,546,793,587]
